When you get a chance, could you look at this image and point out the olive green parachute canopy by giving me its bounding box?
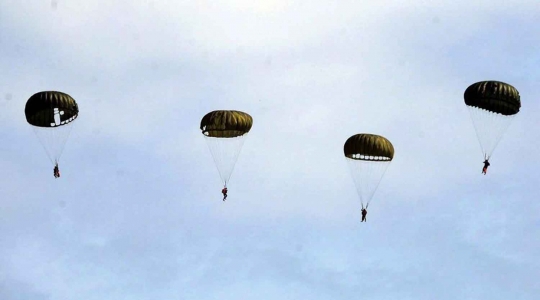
[25,91,79,127]
[344,134,394,161]
[464,81,520,116]
[200,110,253,138]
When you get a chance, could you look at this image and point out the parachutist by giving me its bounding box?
[222,187,228,201]
[53,163,60,178]
[25,91,78,178]
[464,81,520,172]
[361,208,367,222]
[482,159,490,175]
[201,110,252,196]
[344,134,393,222]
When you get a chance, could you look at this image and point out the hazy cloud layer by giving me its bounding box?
[1,1,540,299]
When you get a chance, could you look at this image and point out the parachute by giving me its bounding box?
[200,110,253,187]
[344,134,394,209]
[25,91,79,166]
[464,81,521,160]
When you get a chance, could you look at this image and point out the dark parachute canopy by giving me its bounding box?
[25,91,79,166]
[344,134,394,161]
[464,81,520,116]
[344,133,394,209]
[464,81,520,159]
[201,110,253,187]
[200,110,253,138]
[25,91,79,127]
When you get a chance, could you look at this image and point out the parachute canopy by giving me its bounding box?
[464,81,520,159]
[200,110,253,138]
[201,110,253,187]
[344,134,394,209]
[344,134,394,161]
[25,91,79,127]
[464,81,520,116]
[25,91,79,165]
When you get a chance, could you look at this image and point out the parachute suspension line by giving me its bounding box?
[361,160,390,207]
[467,107,485,157]
[33,127,55,165]
[32,122,75,165]
[489,112,511,157]
[55,122,75,162]
[468,107,515,159]
[204,134,248,185]
[346,158,391,208]
[366,162,390,207]
[361,159,375,208]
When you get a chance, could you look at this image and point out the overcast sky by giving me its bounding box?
[1,1,540,299]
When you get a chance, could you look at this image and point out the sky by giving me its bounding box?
[1,1,540,299]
